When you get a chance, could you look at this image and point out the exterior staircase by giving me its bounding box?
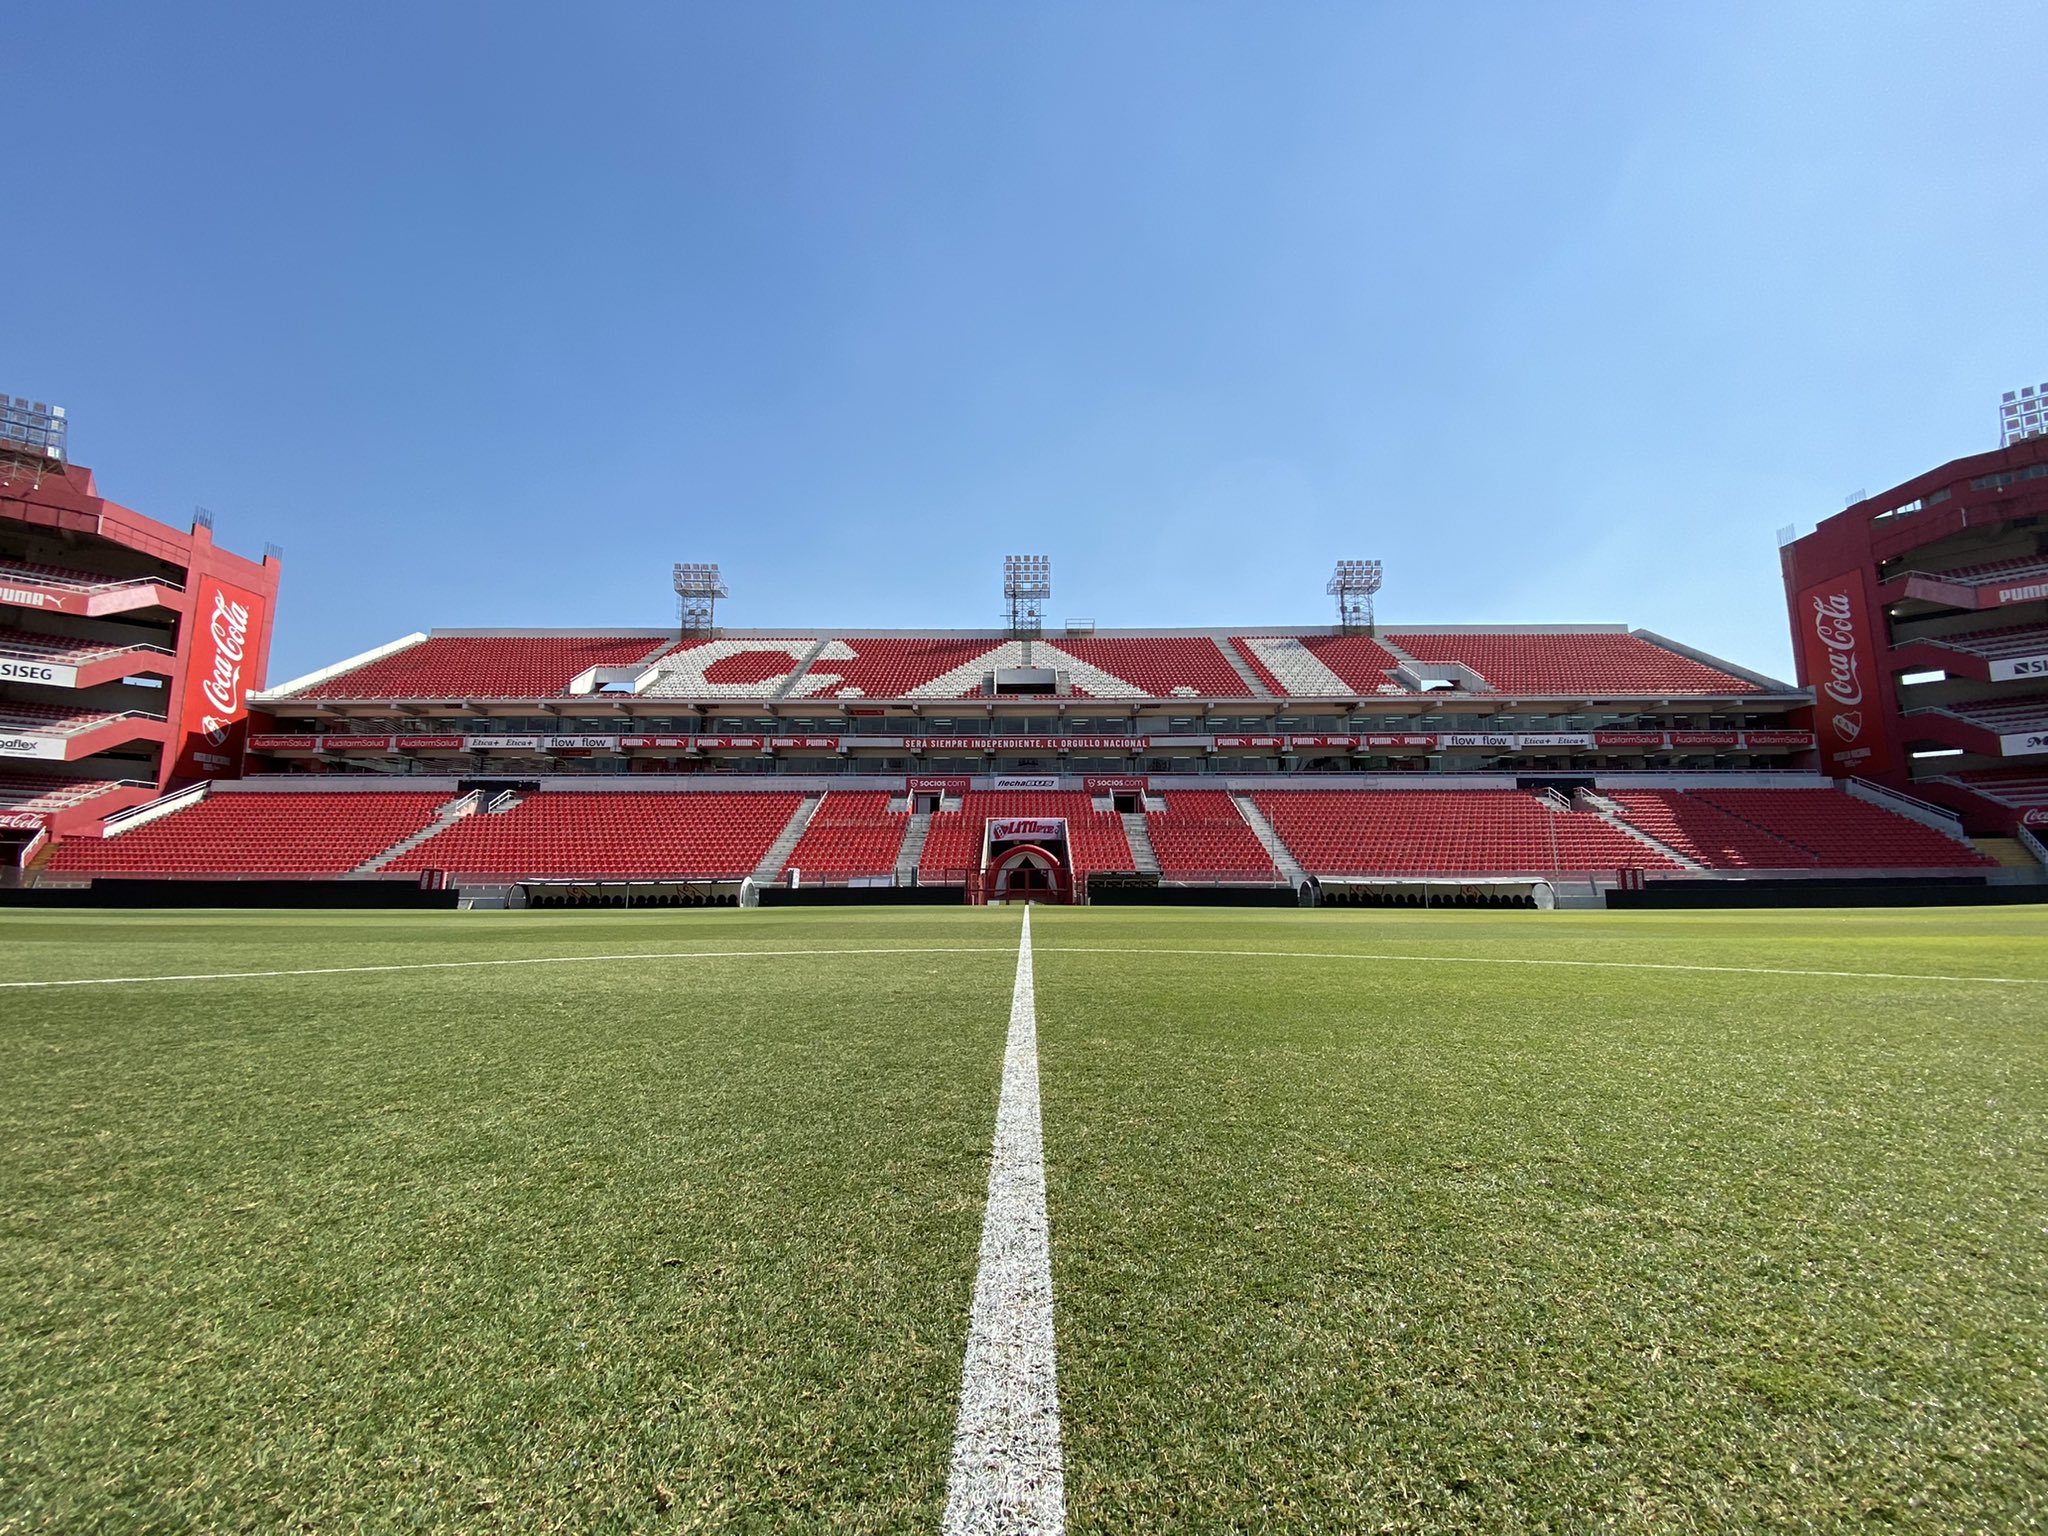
[753,792,823,881]
[1213,636,1274,697]
[1231,793,1304,883]
[1119,811,1160,875]
[351,791,480,876]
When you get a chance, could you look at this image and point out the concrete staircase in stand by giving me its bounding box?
[351,792,481,876]
[1120,811,1160,875]
[895,811,932,881]
[753,792,823,881]
[1213,636,1274,697]
[1231,793,1304,883]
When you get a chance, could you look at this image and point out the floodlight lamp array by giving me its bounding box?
[1326,559,1383,596]
[1003,553,1052,601]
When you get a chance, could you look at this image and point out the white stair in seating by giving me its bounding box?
[1120,811,1161,874]
[1214,636,1274,697]
[351,793,480,875]
[895,811,932,880]
[770,638,832,701]
[753,793,823,880]
[1573,790,1702,871]
[1231,793,1304,883]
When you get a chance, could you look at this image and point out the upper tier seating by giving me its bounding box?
[636,639,824,699]
[1607,790,1814,868]
[1690,788,1992,868]
[1145,791,1279,879]
[1389,633,1761,695]
[784,791,908,878]
[0,702,156,735]
[0,774,127,814]
[388,791,802,880]
[1910,622,2048,661]
[298,636,670,700]
[1045,638,1253,699]
[0,559,167,593]
[1230,635,1406,696]
[1949,768,2048,809]
[46,791,451,878]
[1922,692,2048,734]
[1252,789,1680,875]
[919,792,1133,880]
[798,638,1005,700]
[1918,554,2048,588]
[0,628,165,666]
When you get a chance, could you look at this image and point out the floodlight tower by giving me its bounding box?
[1327,559,1383,633]
[2001,381,2048,446]
[673,562,729,638]
[1003,553,1051,638]
[0,394,67,492]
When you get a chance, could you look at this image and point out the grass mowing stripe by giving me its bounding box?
[1043,944,2048,986]
[0,945,1014,990]
[945,906,1066,1536]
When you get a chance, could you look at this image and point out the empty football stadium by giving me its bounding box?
[4,412,2046,1533]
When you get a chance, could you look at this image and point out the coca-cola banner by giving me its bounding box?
[173,574,267,781]
[1796,576,1894,776]
[2023,808,2048,828]
[0,810,47,830]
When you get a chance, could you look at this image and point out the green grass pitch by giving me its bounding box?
[2,905,2044,1532]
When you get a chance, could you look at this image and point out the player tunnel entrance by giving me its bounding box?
[984,816,1074,903]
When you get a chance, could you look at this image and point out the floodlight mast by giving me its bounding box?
[1327,558,1383,633]
[1003,553,1051,638]
[2002,381,2048,447]
[0,394,67,493]
[673,561,729,638]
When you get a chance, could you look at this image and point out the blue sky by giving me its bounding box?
[9,2,2046,686]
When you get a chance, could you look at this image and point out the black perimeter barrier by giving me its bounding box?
[754,885,965,907]
[0,880,463,910]
[1608,876,2048,910]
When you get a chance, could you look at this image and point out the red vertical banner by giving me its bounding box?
[1794,575,1893,777]
[174,575,268,781]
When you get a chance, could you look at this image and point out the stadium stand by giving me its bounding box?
[1688,788,1993,868]
[1252,789,1681,875]
[919,792,1134,880]
[798,638,1003,700]
[1918,692,2048,735]
[784,791,909,878]
[1230,635,1406,696]
[1388,632,1761,695]
[46,791,451,878]
[1907,621,2048,663]
[0,701,158,735]
[0,628,170,667]
[1144,791,1280,879]
[1946,769,2048,810]
[294,636,669,700]
[0,558,167,593]
[1917,554,2048,590]
[387,791,803,880]
[0,774,129,814]
[1046,638,1254,699]
[1606,790,1815,868]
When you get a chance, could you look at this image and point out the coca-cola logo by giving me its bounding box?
[1810,590,1863,707]
[200,588,251,718]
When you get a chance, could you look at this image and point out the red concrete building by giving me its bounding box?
[1780,431,2048,835]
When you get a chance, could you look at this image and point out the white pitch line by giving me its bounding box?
[944,905,1064,1536]
[1042,945,2048,987]
[0,945,1013,991]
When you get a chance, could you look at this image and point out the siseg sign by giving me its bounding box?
[0,660,78,687]
[1795,575,1894,777]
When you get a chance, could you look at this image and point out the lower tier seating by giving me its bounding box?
[784,791,908,878]
[47,791,452,877]
[1606,790,1815,868]
[1252,790,1681,875]
[919,792,1133,880]
[0,774,128,814]
[1689,788,1993,868]
[1145,791,1279,879]
[388,791,803,880]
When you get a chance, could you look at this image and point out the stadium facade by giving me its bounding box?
[1781,429,2048,836]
